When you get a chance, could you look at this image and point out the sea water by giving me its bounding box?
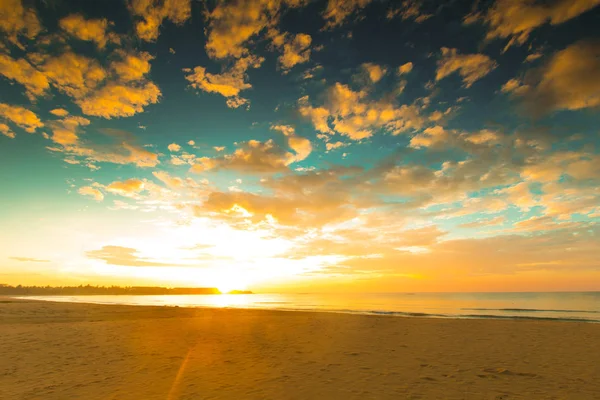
[21,292,600,322]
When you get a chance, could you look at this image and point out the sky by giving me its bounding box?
[1,0,599,293]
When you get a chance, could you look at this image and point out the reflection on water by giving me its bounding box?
[22,292,600,322]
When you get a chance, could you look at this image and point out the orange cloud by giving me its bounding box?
[436,47,497,88]
[0,53,50,100]
[59,14,116,49]
[78,186,104,201]
[76,81,161,118]
[110,50,153,82]
[49,108,69,117]
[204,0,304,59]
[48,115,90,146]
[397,62,413,75]
[269,30,312,70]
[0,0,42,48]
[129,0,191,41]
[184,55,263,102]
[0,123,15,138]
[362,63,387,83]
[299,83,425,140]
[466,0,600,50]
[106,179,146,198]
[0,103,43,134]
[322,0,373,28]
[271,125,313,162]
[37,52,107,98]
[504,40,600,114]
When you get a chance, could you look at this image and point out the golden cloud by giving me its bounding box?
[129,0,191,41]
[37,52,107,98]
[0,123,15,138]
[0,0,42,48]
[436,47,497,88]
[0,103,43,134]
[49,108,69,117]
[76,81,161,118]
[184,54,263,101]
[271,124,313,162]
[110,50,153,82]
[299,83,426,140]
[49,127,160,168]
[397,62,413,75]
[0,53,50,100]
[48,115,90,146]
[322,0,373,28]
[78,186,104,201]
[505,40,600,114]
[59,14,116,49]
[270,30,312,70]
[204,0,301,59]
[106,179,146,198]
[466,0,600,50]
[87,245,185,267]
[362,63,387,83]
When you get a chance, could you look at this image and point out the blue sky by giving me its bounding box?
[1,0,599,292]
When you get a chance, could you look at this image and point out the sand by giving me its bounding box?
[1,298,599,400]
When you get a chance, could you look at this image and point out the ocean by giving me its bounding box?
[21,292,600,322]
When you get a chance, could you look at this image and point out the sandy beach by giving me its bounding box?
[1,298,599,400]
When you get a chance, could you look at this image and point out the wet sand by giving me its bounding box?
[1,297,599,399]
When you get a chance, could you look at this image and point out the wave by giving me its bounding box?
[462,308,600,314]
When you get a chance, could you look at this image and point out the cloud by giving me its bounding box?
[49,108,69,117]
[387,0,433,23]
[436,47,497,88]
[204,0,303,59]
[0,123,14,138]
[458,216,505,229]
[0,53,50,100]
[298,83,425,140]
[106,179,146,198]
[48,115,90,146]
[168,143,181,152]
[191,165,372,231]
[465,0,600,50]
[110,50,153,82]
[128,0,191,41]
[78,186,104,201]
[49,127,160,168]
[184,55,263,102]
[504,40,600,114]
[325,141,348,151]
[322,0,373,28]
[397,62,413,75]
[362,63,387,83]
[35,51,107,99]
[76,81,161,118]
[87,245,183,267]
[0,103,43,134]
[0,0,42,48]
[270,30,312,70]
[9,257,50,263]
[496,182,537,211]
[59,14,116,49]
[271,124,313,162]
[191,139,298,174]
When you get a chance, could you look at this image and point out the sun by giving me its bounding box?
[212,275,249,294]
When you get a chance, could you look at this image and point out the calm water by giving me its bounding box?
[22,292,600,322]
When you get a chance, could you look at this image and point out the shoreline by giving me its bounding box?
[2,297,600,399]
[11,295,600,324]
